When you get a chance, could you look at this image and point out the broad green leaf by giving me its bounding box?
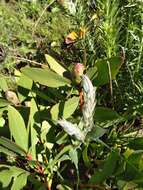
[10,166,28,177]
[0,168,13,188]
[89,149,119,184]
[32,88,56,104]
[11,172,29,190]
[88,126,106,140]
[0,165,29,189]
[45,54,66,76]
[86,66,98,80]
[0,137,26,156]
[18,73,33,102]
[8,106,28,152]
[125,152,143,180]
[21,67,70,88]
[88,56,122,86]
[51,96,79,120]
[95,107,120,122]
[0,98,10,107]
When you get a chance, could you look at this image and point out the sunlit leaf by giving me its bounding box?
[0,78,8,91]
[88,56,122,86]
[0,117,5,127]
[0,98,10,107]
[0,165,29,189]
[0,168,13,188]
[11,172,29,190]
[69,148,78,170]
[45,54,66,76]
[21,67,71,88]
[8,106,28,152]
[0,137,26,156]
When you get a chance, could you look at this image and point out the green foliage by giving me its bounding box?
[0,137,26,156]
[0,0,142,189]
[0,165,29,189]
[8,106,28,151]
[51,96,79,120]
[89,149,120,184]
[21,67,71,87]
[45,54,66,76]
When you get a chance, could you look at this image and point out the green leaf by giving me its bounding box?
[21,67,71,88]
[128,138,143,150]
[45,54,66,76]
[0,98,11,107]
[51,96,79,120]
[0,165,29,189]
[69,148,78,170]
[125,152,143,180]
[82,145,90,167]
[41,121,53,150]
[0,168,13,188]
[88,126,107,140]
[86,66,98,80]
[28,98,39,160]
[11,172,29,190]
[90,150,119,184]
[94,107,120,122]
[50,145,72,170]
[10,166,28,177]
[18,73,33,102]
[0,137,26,156]
[88,56,122,86]
[0,145,17,157]
[0,78,8,91]
[8,106,28,152]
[0,117,5,127]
